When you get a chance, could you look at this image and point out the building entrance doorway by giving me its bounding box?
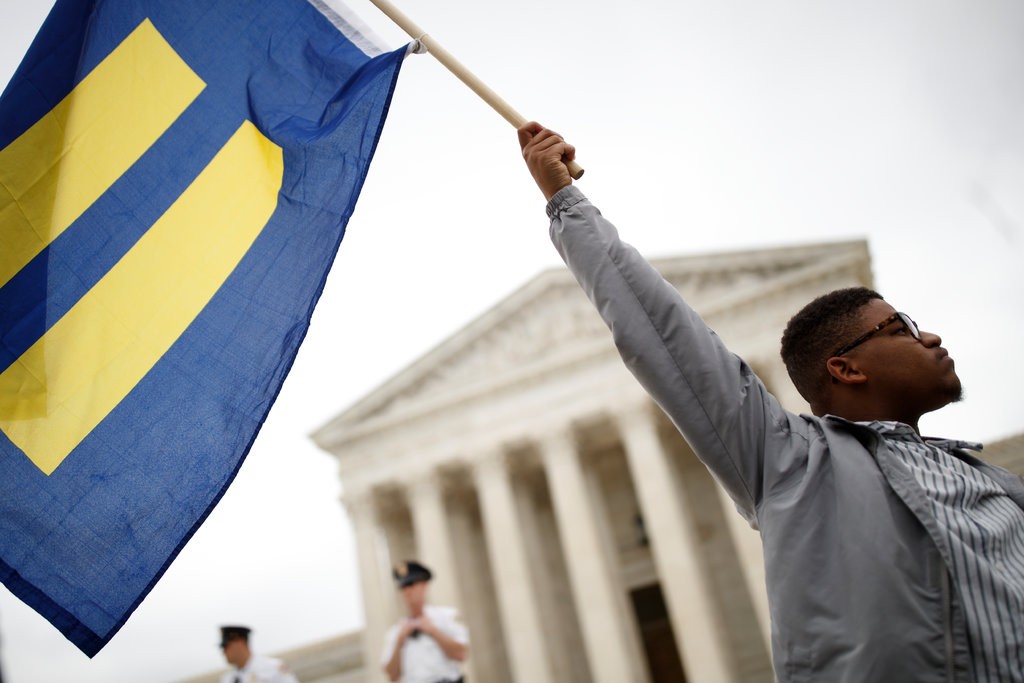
[631,583,686,683]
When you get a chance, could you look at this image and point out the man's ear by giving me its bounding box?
[826,356,867,385]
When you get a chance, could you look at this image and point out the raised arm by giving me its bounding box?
[517,123,808,518]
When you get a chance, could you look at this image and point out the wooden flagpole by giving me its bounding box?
[365,0,585,179]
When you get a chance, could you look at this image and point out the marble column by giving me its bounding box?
[721,358,804,653]
[539,428,650,683]
[345,492,394,683]
[407,470,459,608]
[406,470,484,683]
[714,483,773,654]
[473,450,555,683]
[617,406,740,683]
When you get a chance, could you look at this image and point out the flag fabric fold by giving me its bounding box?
[0,0,405,656]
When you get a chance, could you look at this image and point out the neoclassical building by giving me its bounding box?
[309,239,871,683]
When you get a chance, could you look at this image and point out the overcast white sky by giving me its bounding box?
[2,1,1023,681]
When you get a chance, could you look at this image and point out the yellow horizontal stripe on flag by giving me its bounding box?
[0,18,205,287]
[0,121,283,475]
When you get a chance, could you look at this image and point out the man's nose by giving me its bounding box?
[920,330,942,347]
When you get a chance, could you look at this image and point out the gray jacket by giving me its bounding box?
[547,186,1024,683]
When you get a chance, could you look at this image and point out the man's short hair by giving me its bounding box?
[780,286,883,406]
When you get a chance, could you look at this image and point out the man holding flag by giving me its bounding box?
[517,122,1024,682]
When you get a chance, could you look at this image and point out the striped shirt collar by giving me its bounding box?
[862,420,983,453]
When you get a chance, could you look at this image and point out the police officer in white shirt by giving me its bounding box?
[381,560,469,683]
[218,625,298,683]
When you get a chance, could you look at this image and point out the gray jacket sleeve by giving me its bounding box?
[547,186,810,521]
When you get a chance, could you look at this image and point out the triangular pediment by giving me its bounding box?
[313,239,869,446]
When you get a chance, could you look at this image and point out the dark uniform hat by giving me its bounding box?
[393,560,432,588]
[219,625,251,647]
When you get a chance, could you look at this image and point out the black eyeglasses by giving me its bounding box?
[832,312,921,357]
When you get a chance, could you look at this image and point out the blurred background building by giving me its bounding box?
[180,239,1023,683]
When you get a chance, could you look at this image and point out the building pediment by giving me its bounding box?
[312,239,870,451]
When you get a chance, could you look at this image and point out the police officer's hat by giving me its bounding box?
[219,625,251,647]
[393,560,432,588]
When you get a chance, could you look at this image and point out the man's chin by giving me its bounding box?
[929,380,963,413]
[946,380,964,405]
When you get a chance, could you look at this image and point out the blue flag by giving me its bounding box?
[0,0,405,656]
